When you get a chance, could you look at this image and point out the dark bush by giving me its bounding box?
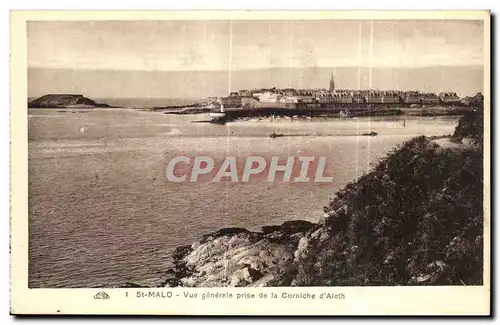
[294,132,483,286]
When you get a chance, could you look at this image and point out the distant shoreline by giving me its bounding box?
[27,95,477,124]
[157,105,475,125]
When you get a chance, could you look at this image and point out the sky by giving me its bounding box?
[27,20,485,98]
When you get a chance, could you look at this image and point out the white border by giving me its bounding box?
[3,2,497,322]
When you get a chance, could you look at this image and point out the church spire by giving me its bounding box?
[329,73,335,92]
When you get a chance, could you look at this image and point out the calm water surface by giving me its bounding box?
[28,108,459,287]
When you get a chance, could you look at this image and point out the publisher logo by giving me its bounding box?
[93,291,110,299]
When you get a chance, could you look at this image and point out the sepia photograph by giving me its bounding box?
[10,10,490,315]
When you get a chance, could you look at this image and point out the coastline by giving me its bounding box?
[27,94,475,121]
[157,105,476,125]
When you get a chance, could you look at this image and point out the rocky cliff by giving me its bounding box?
[160,221,315,287]
[28,94,112,108]
[154,112,484,287]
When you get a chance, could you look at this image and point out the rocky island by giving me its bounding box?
[142,109,483,288]
[28,94,112,108]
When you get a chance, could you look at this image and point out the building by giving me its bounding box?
[329,73,335,92]
[238,90,252,97]
[258,92,282,103]
[421,93,440,105]
[402,91,422,105]
[439,92,461,105]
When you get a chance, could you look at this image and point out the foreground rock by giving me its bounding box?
[161,221,314,287]
[28,94,112,108]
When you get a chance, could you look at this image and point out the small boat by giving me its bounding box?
[270,132,284,138]
[362,131,378,136]
[209,103,226,117]
[209,117,227,125]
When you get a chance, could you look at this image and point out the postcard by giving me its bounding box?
[10,10,490,315]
